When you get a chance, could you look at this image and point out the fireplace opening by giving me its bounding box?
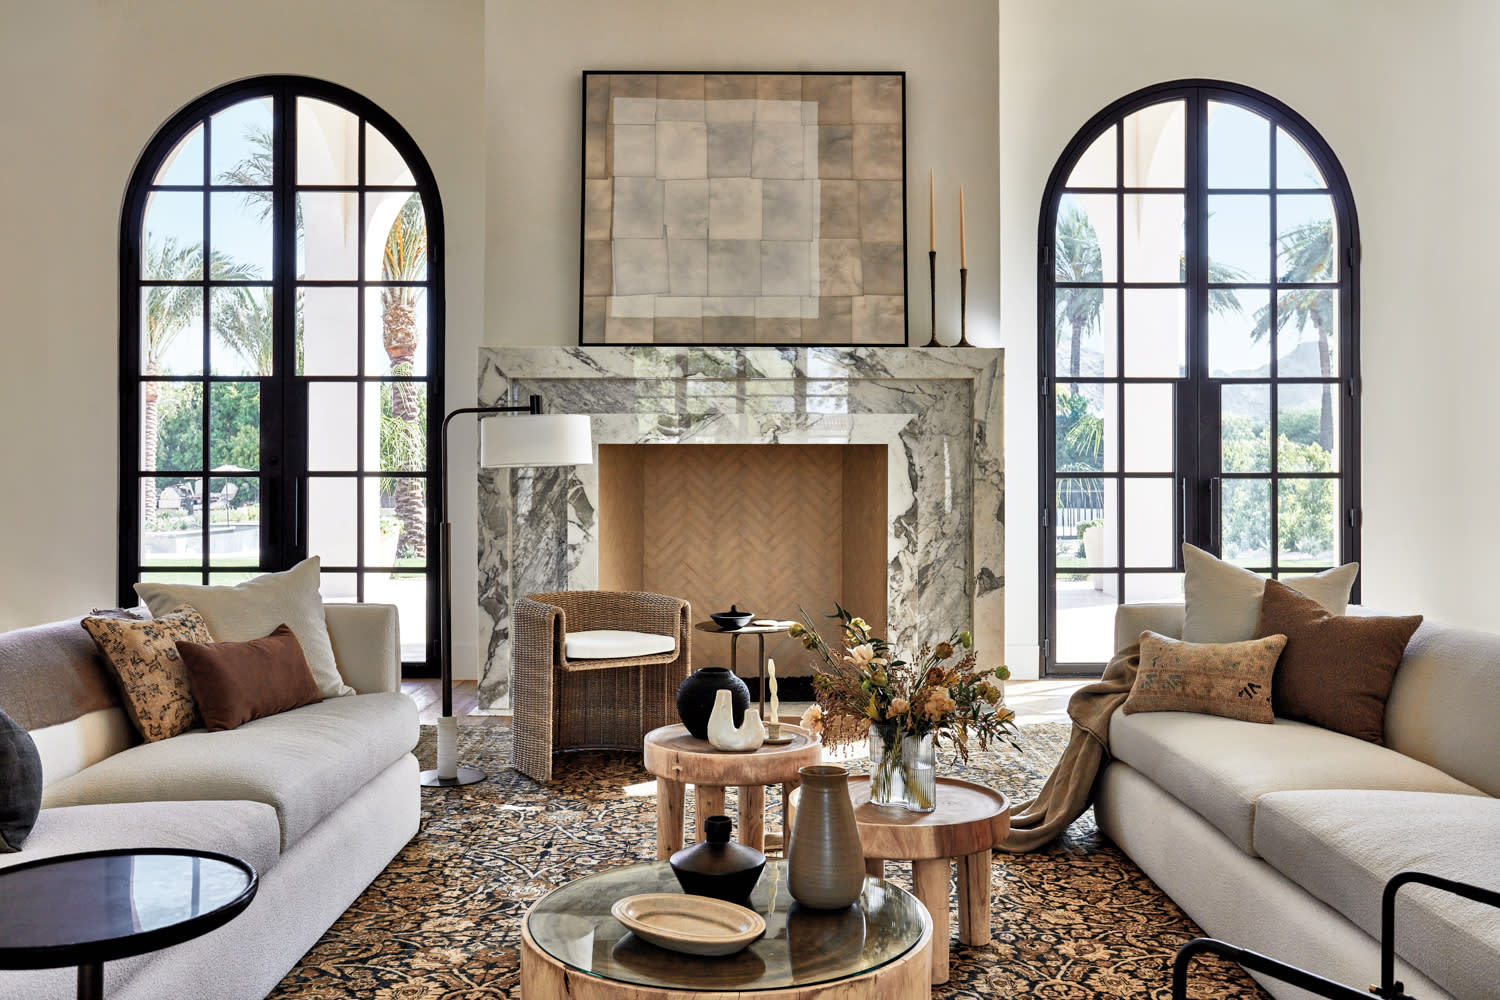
[597,443,888,697]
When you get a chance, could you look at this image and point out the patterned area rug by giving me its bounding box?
[269,723,1267,999]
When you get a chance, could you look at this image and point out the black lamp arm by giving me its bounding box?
[436,393,541,718]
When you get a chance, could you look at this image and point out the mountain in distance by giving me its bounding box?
[1221,339,1331,419]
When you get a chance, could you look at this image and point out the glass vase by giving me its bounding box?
[867,728,906,807]
[901,734,937,813]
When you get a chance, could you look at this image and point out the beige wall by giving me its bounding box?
[485,0,1001,349]
[1000,0,1500,670]
[0,1,485,661]
[3,0,1496,676]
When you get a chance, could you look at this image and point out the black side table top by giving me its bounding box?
[0,848,258,971]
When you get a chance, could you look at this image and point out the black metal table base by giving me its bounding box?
[77,961,102,1000]
[420,766,487,787]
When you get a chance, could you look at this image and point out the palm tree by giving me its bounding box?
[1054,204,1104,378]
[1251,220,1336,452]
[380,195,429,559]
[211,287,274,375]
[141,237,257,520]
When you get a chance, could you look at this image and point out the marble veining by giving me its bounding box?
[475,346,1002,711]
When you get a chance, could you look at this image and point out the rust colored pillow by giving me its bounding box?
[1255,579,1422,744]
[1124,631,1287,723]
[175,625,322,732]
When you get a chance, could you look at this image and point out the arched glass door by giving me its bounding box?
[1040,81,1359,675]
[121,77,444,668]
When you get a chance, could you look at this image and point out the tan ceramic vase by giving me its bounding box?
[786,764,865,910]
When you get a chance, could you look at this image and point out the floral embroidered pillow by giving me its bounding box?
[1124,630,1288,724]
[81,605,213,742]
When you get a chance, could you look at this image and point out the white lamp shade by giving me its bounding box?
[480,413,593,468]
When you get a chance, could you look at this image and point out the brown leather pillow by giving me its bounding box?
[175,625,322,732]
[1255,579,1422,744]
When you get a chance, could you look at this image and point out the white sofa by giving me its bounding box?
[1095,603,1500,1000]
[0,603,419,1000]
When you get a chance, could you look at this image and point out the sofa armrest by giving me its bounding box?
[1114,602,1185,654]
[324,603,401,694]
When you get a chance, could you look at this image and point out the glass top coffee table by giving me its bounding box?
[521,860,933,999]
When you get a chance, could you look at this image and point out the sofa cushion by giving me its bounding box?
[1256,580,1422,744]
[1108,708,1486,855]
[1181,542,1357,643]
[176,625,322,731]
[0,706,42,851]
[39,692,416,850]
[0,799,281,878]
[1384,618,1500,799]
[80,605,213,742]
[135,556,354,699]
[1124,631,1285,724]
[1254,789,1500,1000]
[565,629,676,660]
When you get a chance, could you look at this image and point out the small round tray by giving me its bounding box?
[611,893,765,956]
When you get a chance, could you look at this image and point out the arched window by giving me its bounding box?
[1039,80,1359,675]
[120,76,444,669]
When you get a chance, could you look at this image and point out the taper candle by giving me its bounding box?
[928,170,935,252]
[959,184,967,268]
[767,659,779,723]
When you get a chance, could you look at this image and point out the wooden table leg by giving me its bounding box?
[958,848,992,946]
[656,777,686,860]
[865,858,885,879]
[912,857,951,985]
[696,784,727,842]
[782,780,798,838]
[739,784,765,851]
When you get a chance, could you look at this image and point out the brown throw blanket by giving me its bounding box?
[997,644,1140,853]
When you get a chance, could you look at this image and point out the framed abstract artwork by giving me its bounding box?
[580,71,907,346]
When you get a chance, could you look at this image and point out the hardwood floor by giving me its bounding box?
[400,678,1087,728]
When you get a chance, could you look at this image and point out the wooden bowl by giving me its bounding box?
[610,893,765,956]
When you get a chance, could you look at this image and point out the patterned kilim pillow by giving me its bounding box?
[81,605,213,742]
[1124,630,1287,724]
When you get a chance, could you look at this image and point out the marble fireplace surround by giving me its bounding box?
[475,346,1003,712]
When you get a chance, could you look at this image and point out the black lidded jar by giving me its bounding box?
[669,815,766,903]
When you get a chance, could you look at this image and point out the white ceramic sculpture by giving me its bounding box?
[706,688,766,752]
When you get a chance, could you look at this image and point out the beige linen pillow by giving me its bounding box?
[81,604,213,741]
[1124,630,1287,724]
[1181,543,1358,643]
[134,556,353,698]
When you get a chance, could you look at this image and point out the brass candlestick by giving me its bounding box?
[925,250,938,346]
[958,267,971,346]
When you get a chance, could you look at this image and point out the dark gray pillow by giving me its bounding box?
[1,705,42,851]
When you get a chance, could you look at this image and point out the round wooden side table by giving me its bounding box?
[644,723,821,858]
[795,775,1010,985]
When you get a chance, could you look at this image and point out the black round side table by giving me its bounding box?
[0,847,258,1000]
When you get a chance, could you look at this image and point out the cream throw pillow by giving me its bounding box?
[1181,543,1358,644]
[134,556,354,698]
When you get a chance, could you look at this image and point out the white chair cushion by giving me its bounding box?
[565,630,676,660]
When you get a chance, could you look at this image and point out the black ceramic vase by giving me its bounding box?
[670,815,766,903]
[676,666,750,740]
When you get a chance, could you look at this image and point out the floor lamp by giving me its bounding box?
[420,394,594,787]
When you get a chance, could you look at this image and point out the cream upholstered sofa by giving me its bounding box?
[1095,603,1500,1000]
[0,604,418,1000]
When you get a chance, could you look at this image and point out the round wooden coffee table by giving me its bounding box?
[644,723,821,858]
[520,860,932,999]
[796,775,1010,985]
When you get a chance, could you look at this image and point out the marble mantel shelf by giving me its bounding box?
[474,345,1003,712]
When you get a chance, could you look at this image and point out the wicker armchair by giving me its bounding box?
[511,590,692,782]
